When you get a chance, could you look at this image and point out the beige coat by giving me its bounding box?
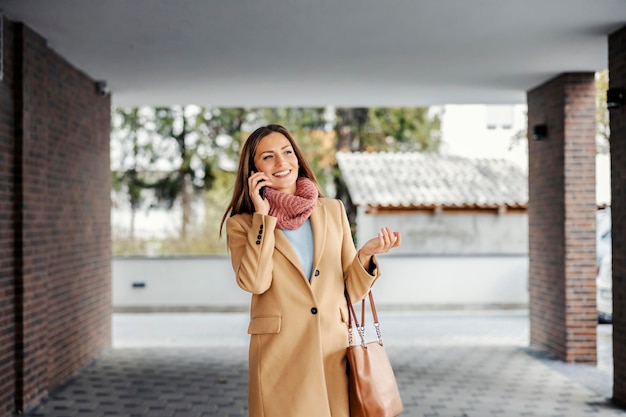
[226,198,379,417]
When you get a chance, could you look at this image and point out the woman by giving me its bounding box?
[220,124,400,417]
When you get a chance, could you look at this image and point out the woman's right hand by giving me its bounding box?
[248,171,272,215]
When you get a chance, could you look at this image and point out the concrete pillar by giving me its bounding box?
[527,73,597,363]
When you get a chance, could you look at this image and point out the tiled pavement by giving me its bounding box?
[25,310,624,417]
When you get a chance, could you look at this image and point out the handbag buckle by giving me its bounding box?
[357,326,367,348]
[374,322,384,346]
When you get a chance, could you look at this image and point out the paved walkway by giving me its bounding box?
[26,310,623,417]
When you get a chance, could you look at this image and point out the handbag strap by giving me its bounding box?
[345,289,384,347]
[345,290,361,346]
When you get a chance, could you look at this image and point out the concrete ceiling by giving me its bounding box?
[2,1,626,107]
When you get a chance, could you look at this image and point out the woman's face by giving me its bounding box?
[253,132,300,195]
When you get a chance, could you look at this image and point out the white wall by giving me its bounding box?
[356,210,528,256]
[112,255,528,311]
[372,254,528,308]
[113,256,249,311]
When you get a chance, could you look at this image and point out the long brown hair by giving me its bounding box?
[220,124,323,235]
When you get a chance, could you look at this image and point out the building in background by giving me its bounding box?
[336,151,528,254]
[440,104,610,206]
[336,151,530,308]
[440,104,528,171]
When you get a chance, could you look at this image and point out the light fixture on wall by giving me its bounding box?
[607,88,625,110]
[94,80,110,97]
[532,124,547,141]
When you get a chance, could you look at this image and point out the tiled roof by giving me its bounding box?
[336,152,528,209]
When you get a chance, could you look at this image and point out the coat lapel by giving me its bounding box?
[274,229,305,278]
[309,201,327,278]
[273,201,327,284]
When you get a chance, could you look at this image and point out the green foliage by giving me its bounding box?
[111,106,443,256]
[262,108,328,131]
[149,106,218,203]
[596,69,610,154]
[366,107,442,152]
[111,107,154,210]
[112,169,234,256]
[331,107,443,235]
[335,108,369,152]
[261,108,335,191]
[112,234,228,256]
[334,107,442,152]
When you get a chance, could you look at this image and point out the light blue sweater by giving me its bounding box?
[282,218,314,281]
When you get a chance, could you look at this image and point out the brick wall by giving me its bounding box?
[527,72,597,363]
[0,20,112,416]
[0,17,16,417]
[609,25,626,406]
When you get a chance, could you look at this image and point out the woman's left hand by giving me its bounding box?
[358,227,401,266]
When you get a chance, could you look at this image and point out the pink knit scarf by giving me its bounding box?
[266,177,319,230]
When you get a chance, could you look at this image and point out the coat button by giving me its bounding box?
[256,240,261,245]
[311,307,318,314]
[257,235,262,239]
[260,224,263,229]
[314,270,320,277]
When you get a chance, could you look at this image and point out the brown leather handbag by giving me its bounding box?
[345,290,403,417]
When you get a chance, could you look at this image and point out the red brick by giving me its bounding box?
[0,19,112,416]
[0,17,16,417]
[527,72,597,364]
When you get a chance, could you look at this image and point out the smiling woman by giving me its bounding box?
[252,132,300,195]
[219,124,401,417]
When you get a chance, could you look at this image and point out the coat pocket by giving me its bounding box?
[340,306,349,323]
[247,316,282,334]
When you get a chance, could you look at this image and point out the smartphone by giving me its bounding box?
[258,178,266,200]
[253,166,267,200]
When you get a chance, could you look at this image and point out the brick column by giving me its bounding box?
[0,17,17,417]
[527,73,597,363]
[10,23,112,414]
[609,25,626,406]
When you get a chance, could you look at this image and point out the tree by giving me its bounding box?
[332,107,442,232]
[365,107,442,152]
[260,108,336,191]
[112,105,225,240]
[333,107,442,153]
[333,107,369,223]
[262,107,328,132]
[334,108,369,152]
[111,106,159,240]
[596,69,610,154]
[111,105,444,255]
[198,107,252,167]
[150,107,192,239]
[150,106,259,239]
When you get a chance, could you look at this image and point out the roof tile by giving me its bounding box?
[336,152,528,209]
